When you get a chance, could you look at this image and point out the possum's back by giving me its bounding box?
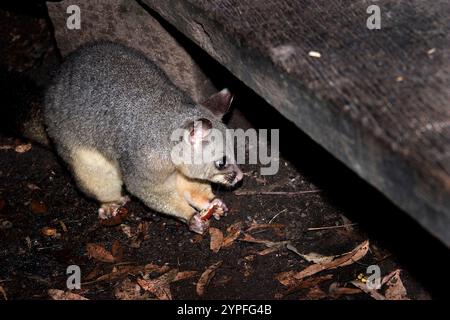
[44,42,198,156]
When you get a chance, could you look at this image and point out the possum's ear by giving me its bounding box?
[185,118,212,145]
[201,88,234,119]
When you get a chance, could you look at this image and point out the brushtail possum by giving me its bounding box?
[44,42,243,234]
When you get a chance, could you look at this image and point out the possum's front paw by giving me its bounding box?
[98,196,130,220]
[189,213,211,234]
[98,203,122,219]
[201,198,228,221]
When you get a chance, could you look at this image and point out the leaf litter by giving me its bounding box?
[276,240,370,286]
[138,268,198,300]
[48,289,88,300]
[196,261,223,296]
[350,268,409,300]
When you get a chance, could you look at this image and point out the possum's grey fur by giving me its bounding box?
[44,42,241,227]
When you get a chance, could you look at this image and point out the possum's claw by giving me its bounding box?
[189,213,210,234]
[208,198,228,220]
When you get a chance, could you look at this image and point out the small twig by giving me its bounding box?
[306,223,358,231]
[269,209,287,224]
[112,261,138,267]
[234,190,321,196]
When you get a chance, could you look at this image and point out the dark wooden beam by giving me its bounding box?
[142,0,450,245]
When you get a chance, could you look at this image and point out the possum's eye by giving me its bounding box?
[214,156,228,170]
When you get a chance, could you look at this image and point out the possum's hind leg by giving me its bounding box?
[70,147,128,219]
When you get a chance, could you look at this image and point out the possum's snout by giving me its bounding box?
[224,165,243,186]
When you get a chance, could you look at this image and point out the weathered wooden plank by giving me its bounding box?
[47,0,216,103]
[143,0,450,245]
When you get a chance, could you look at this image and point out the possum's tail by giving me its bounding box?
[0,67,50,146]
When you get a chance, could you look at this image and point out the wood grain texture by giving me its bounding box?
[143,0,450,245]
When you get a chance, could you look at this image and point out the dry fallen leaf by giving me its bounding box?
[240,233,270,244]
[86,243,117,263]
[48,289,88,300]
[227,221,243,234]
[239,233,288,248]
[266,240,289,251]
[15,143,32,153]
[144,263,171,275]
[329,282,362,299]
[222,221,243,248]
[222,230,241,248]
[295,240,369,280]
[209,227,224,253]
[246,223,285,233]
[137,269,178,300]
[137,278,171,300]
[350,280,386,300]
[257,246,283,256]
[191,234,204,244]
[173,271,198,282]
[303,286,327,300]
[382,269,409,300]
[84,265,144,284]
[240,234,290,259]
[196,261,223,296]
[276,271,298,287]
[350,269,408,300]
[111,240,124,261]
[154,268,179,284]
[286,244,335,264]
[276,274,333,293]
[83,265,103,282]
[115,278,149,300]
[277,240,369,285]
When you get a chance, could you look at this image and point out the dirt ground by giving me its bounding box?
[0,2,448,300]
